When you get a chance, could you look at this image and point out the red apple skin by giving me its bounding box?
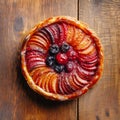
[63,73,75,93]
[49,25,59,44]
[58,75,67,94]
[56,23,67,46]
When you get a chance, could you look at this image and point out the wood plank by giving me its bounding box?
[0,0,78,120]
[78,0,120,120]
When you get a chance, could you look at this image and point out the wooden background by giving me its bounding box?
[0,0,120,120]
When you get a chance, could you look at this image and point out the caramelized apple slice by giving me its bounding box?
[28,36,49,50]
[57,23,67,45]
[76,36,92,50]
[34,32,50,46]
[64,74,76,93]
[49,25,59,44]
[72,28,85,47]
[58,75,65,94]
[68,73,80,90]
[48,73,58,93]
[66,25,75,44]
[78,44,95,55]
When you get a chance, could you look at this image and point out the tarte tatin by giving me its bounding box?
[21,16,103,101]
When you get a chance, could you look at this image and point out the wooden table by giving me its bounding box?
[0,0,120,120]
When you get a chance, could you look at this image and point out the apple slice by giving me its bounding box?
[72,73,84,88]
[33,33,50,50]
[30,68,41,84]
[26,60,45,72]
[75,72,88,85]
[61,78,70,94]
[25,50,45,59]
[78,44,95,55]
[79,55,98,64]
[56,23,66,45]
[29,35,49,50]
[68,73,80,90]
[76,35,92,50]
[72,28,85,48]
[58,72,72,94]
[49,24,59,44]
[66,25,75,44]
[41,72,51,91]
[44,73,53,92]
[81,64,97,71]
[59,73,75,94]
[77,65,95,76]
[62,22,67,40]
[45,72,54,92]
[48,73,58,93]
[38,72,47,87]
[34,70,45,85]
[27,57,44,65]
[42,27,55,44]
[30,67,52,83]
[30,35,48,46]
[26,50,45,58]
[76,66,95,81]
[36,67,52,87]
[39,28,54,44]
[28,40,47,51]
[81,61,97,67]
[26,45,46,54]
[25,50,45,71]
[34,32,50,45]
[57,75,65,94]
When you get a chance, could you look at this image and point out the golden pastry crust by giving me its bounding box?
[21,16,103,101]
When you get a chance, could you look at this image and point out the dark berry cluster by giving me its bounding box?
[46,42,77,73]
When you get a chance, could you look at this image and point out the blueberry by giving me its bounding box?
[46,56,55,67]
[61,42,70,53]
[54,64,64,73]
[49,44,59,55]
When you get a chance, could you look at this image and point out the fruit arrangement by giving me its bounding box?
[21,16,103,101]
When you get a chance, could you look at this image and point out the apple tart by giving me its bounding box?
[21,16,103,101]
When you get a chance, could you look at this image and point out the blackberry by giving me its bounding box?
[54,64,64,73]
[61,42,70,53]
[46,56,55,67]
[49,44,59,55]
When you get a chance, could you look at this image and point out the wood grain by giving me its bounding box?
[78,0,120,120]
[0,0,77,120]
[0,0,120,120]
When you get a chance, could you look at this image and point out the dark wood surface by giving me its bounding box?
[0,0,120,120]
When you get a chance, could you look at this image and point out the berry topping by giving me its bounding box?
[46,56,55,67]
[67,48,78,60]
[49,44,59,55]
[56,53,68,65]
[54,64,64,73]
[61,42,70,53]
[65,61,74,72]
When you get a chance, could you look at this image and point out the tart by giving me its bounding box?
[21,16,103,101]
